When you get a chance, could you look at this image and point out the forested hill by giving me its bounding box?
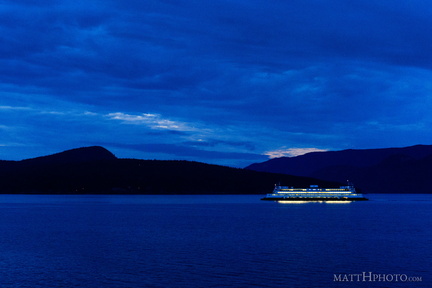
[246,144,432,194]
[0,146,339,194]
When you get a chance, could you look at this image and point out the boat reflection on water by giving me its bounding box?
[277,200,352,204]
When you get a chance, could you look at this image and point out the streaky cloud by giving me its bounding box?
[264,148,328,159]
[106,112,201,132]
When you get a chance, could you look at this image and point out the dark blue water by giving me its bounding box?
[0,194,430,287]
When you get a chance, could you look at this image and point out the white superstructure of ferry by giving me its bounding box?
[261,183,368,201]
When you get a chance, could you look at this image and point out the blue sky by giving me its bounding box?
[1,0,432,167]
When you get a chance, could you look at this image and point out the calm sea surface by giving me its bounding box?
[0,194,430,288]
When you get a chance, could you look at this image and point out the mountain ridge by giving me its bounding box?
[0,146,339,194]
[19,146,117,165]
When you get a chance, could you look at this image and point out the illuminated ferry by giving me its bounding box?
[261,182,368,201]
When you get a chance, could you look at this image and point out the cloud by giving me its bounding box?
[264,148,328,159]
[0,105,32,111]
[182,139,256,151]
[106,112,200,132]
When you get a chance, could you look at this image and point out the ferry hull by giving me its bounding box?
[261,197,368,201]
